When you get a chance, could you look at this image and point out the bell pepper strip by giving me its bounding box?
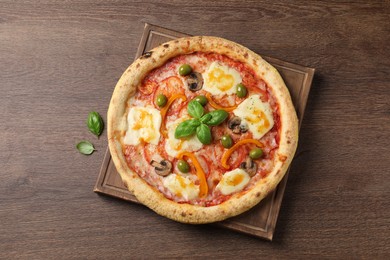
[160,94,187,137]
[221,139,264,169]
[162,76,183,89]
[205,92,238,112]
[177,152,208,198]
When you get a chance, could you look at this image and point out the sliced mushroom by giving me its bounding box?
[150,159,172,176]
[228,116,249,134]
[186,72,203,92]
[239,157,257,177]
[228,116,241,133]
[239,121,249,133]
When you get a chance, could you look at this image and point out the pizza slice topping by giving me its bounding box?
[150,159,172,177]
[221,139,264,169]
[163,174,200,201]
[215,168,250,195]
[232,94,274,139]
[174,99,228,145]
[109,37,299,223]
[122,52,281,205]
[177,152,208,198]
[165,117,203,158]
[124,106,162,145]
[203,62,242,95]
[205,92,238,111]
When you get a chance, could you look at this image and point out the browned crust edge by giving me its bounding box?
[107,36,298,224]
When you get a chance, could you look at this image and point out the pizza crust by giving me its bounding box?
[107,36,298,223]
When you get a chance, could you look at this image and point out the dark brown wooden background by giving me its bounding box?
[1,1,389,258]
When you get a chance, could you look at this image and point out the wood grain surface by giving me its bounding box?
[1,0,389,258]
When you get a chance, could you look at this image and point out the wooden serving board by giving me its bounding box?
[94,23,315,240]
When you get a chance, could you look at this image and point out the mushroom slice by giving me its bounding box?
[228,116,249,134]
[239,121,249,133]
[186,72,203,92]
[228,116,241,133]
[150,159,172,176]
[239,157,257,177]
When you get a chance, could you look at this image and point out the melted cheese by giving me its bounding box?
[124,106,161,145]
[233,95,274,139]
[163,174,200,200]
[203,62,242,95]
[216,168,250,195]
[165,117,203,157]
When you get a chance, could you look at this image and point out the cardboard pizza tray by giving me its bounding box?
[94,23,315,240]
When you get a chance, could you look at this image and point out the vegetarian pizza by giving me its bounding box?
[107,36,298,223]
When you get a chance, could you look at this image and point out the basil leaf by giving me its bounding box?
[196,124,212,144]
[76,141,95,155]
[205,110,229,126]
[87,111,104,137]
[200,114,212,124]
[174,119,200,139]
[187,100,204,119]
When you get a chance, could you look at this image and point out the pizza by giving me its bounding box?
[107,36,298,223]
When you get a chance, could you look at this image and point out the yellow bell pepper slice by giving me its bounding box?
[205,92,238,112]
[160,94,187,137]
[177,152,208,198]
[221,139,264,169]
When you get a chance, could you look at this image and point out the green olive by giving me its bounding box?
[249,148,263,159]
[221,135,233,148]
[177,159,190,173]
[236,83,247,98]
[194,95,208,106]
[156,94,167,107]
[179,64,192,76]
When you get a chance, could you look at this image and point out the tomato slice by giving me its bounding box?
[139,80,157,95]
[143,143,155,164]
[228,145,248,169]
[160,76,185,96]
[153,76,185,109]
[159,94,187,138]
[143,140,170,164]
[221,139,264,169]
[206,92,238,111]
[197,154,210,178]
[163,76,184,90]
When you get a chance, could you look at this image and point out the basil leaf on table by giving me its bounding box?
[196,123,212,144]
[76,141,95,155]
[174,119,200,138]
[187,100,204,119]
[87,111,104,137]
[205,110,229,126]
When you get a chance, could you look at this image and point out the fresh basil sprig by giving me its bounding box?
[87,111,104,137]
[174,119,201,138]
[76,141,95,155]
[196,124,212,144]
[199,113,212,124]
[174,100,228,145]
[206,109,229,126]
[187,100,205,119]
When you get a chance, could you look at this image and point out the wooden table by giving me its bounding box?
[1,1,389,258]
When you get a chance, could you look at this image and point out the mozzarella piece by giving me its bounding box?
[124,106,161,145]
[163,174,200,200]
[165,117,203,157]
[216,168,250,195]
[233,95,274,139]
[203,62,242,95]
